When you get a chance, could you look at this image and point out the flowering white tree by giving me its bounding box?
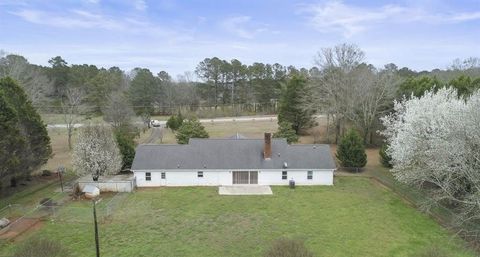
[72,125,122,181]
[381,88,480,232]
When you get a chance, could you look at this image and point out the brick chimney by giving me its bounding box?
[264,132,272,160]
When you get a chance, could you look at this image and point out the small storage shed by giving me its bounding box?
[82,184,100,199]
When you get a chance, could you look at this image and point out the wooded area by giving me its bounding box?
[1,44,480,147]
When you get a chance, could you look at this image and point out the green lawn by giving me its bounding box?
[0,177,475,257]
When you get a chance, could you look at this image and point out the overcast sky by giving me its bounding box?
[1,0,479,77]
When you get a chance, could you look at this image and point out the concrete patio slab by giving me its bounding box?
[218,185,273,195]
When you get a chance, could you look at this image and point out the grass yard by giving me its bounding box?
[0,177,64,209]
[40,113,106,125]
[140,119,280,144]
[204,119,278,139]
[41,128,74,171]
[0,177,474,257]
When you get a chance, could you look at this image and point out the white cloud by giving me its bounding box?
[133,0,147,11]
[302,0,480,37]
[12,9,124,30]
[305,1,404,37]
[10,7,195,45]
[447,12,480,22]
[0,0,28,6]
[221,16,270,39]
[222,16,255,39]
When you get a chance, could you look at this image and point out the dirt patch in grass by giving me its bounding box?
[9,220,44,243]
[0,218,42,241]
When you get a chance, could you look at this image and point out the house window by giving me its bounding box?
[161,172,166,179]
[307,171,313,180]
[145,172,151,181]
[282,171,287,180]
[198,171,203,178]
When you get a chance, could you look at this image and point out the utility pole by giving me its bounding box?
[93,199,100,257]
[57,165,65,192]
[231,80,235,116]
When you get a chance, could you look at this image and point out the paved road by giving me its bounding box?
[47,115,326,128]
[46,115,280,128]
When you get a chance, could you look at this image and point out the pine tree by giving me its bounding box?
[336,129,367,171]
[175,119,209,144]
[114,127,136,170]
[0,77,51,183]
[273,121,299,144]
[128,68,158,127]
[0,90,25,189]
[166,113,184,131]
[277,75,315,134]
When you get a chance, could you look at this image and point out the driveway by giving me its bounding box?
[46,115,328,128]
[142,127,164,144]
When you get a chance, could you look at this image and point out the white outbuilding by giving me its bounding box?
[76,174,135,193]
[82,184,100,199]
[131,133,336,187]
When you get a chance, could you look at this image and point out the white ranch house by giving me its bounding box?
[131,133,336,187]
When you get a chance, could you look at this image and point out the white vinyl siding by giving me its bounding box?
[134,169,334,187]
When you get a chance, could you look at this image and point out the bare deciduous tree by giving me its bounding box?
[344,65,397,143]
[72,125,122,181]
[309,43,365,143]
[450,57,480,71]
[61,87,84,149]
[308,44,398,144]
[103,93,136,128]
[0,54,53,105]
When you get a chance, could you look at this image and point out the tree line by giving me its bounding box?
[269,44,480,147]
[1,46,479,147]
[5,47,479,135]
[0,53,309,116]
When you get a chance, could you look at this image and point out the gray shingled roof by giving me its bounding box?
[131,138,336,171]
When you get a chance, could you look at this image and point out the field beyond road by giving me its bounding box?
[0,177,474,257]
